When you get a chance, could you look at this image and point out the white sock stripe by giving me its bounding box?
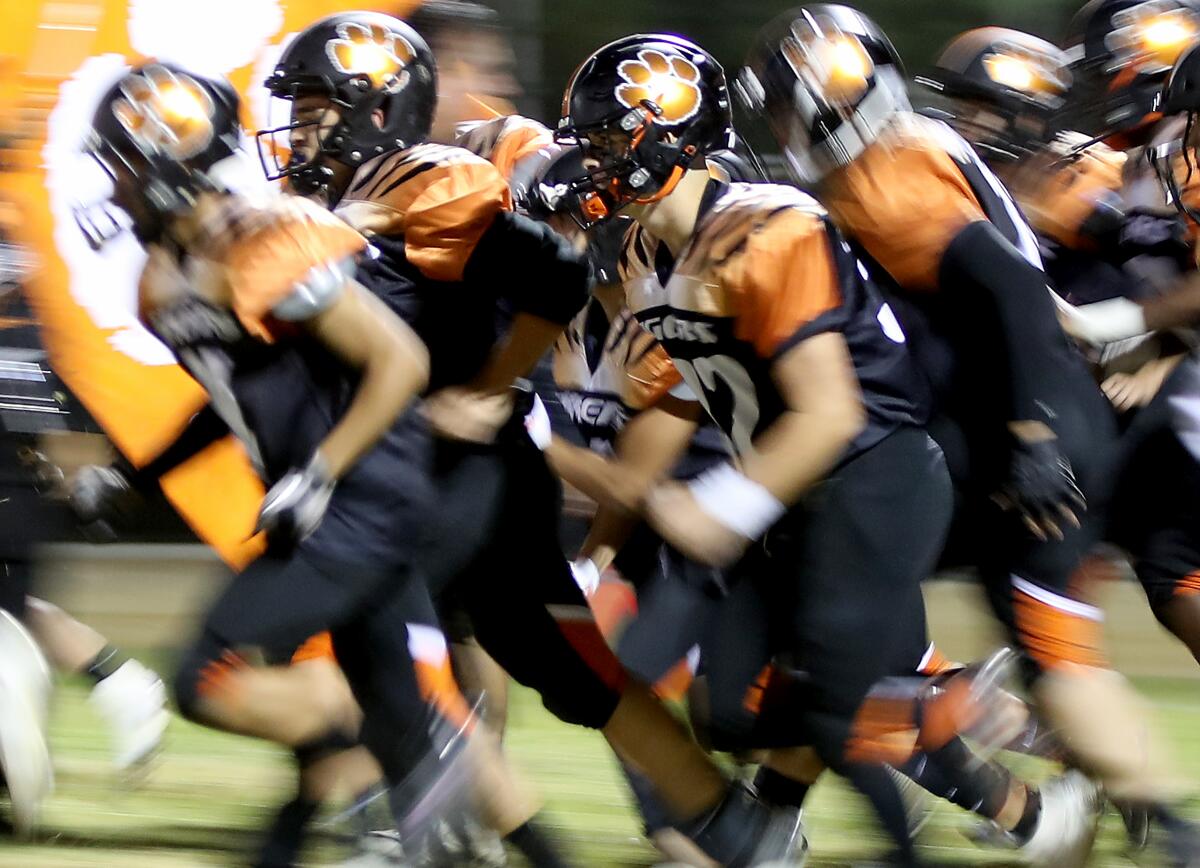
[917,644,936,672]
[1011,575,1104,622]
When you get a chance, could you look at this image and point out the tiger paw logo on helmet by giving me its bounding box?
[114,66,216,160]
[326,21,415,92]
[615,50,702,124]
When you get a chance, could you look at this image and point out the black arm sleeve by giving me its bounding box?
[119,404,230,490]
[464,210,591,325]
[939,221,1075,422]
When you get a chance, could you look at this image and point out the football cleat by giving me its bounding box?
[969,770,1101,866]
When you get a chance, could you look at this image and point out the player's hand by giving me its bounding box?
[255,457,334,543]
[1058,296,1148,346]
[645,480,751,567]
[1101,356,1179,412]
[423,387,514,444]
[994,429,1085,541]
[69,464,134,524]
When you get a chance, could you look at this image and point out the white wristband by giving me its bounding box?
[687,464,786,541]
[569,558,601,596]
[524,394,552,451]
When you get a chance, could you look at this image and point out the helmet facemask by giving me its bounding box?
[555,102,696,229]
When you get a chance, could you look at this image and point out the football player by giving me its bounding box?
[556,30,1100,866]
[740,3,1198,862]
[81,60,543,865]
[261,12,806,866]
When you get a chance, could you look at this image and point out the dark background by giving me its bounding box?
[486,0,1085,124]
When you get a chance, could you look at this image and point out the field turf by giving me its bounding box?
[4,670,1200,866]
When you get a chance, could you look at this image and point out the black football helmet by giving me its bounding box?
[523,147,630,284]
[556,34,733,227]
[79,62,242,246]
[737,4,909,184]
[919,28,1072,162]
[258,12,436,199]
[1150,43,1200,222]
[1062,0,1200,144]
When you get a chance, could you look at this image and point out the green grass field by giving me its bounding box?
[5,671,1200,867]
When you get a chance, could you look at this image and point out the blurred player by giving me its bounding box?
[407,0,522,143]
[553,30,1103,866]
[736,2,1200,861]
[261,12,808,865]
[78,61,556,868]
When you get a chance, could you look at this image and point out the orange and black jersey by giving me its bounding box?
[336,143,589,392]
[138,192,431,566]
[552,298,729,470]
[620,181,926,460]
[1010,133,1126,254]
[455,114,557,184]
[822,114,1042,291]
[822,113,1088,426]
[552,301,680,452]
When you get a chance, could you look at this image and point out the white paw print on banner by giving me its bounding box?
[42,2,284,366]
[128,0,283,77]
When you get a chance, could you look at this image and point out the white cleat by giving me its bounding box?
[1018,770,1101,867]
[0,610,54,837]
[89,659,169,774]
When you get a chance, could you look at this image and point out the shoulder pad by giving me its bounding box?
[336,145,512,282]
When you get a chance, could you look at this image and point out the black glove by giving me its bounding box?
[255,456,334,544]
[998,436,1086,540]
[70,464,135,524]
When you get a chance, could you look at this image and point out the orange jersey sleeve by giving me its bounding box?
[725,208,842,358]
[821,121,986,291]
[336,144,512,282]
[1017,141,1125,251]
[457,115,556,182]
[218,196,366,341]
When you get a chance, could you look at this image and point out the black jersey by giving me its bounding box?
[620,182,926,461]
[138,192,431,568]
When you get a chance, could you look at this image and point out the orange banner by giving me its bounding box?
[0,0,416,568]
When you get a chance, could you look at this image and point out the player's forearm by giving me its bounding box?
[577,503,639,573]
[310,288,431,480]
[545,436,646,512]
[470,313,566,395]
[739,403,863,508]
[1143,272,1200,331]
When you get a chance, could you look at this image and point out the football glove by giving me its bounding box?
[69,465,134,524]
[255,455,335,544]
[997,436,1085,541]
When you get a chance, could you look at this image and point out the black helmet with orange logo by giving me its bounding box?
[737,4,909,184]
[1063,0,1200,144]
[921,28,1072,161]
[555,34,733,227]
[82,62,242,244]
[259,12,436,198]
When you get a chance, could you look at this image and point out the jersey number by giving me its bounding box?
[674,355,760,456]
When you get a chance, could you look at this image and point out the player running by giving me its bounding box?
[260,12,807,866]
[739,4,1199,862]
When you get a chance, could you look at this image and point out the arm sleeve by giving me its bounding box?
[939,220,1073,422]
[463,210,591,325]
